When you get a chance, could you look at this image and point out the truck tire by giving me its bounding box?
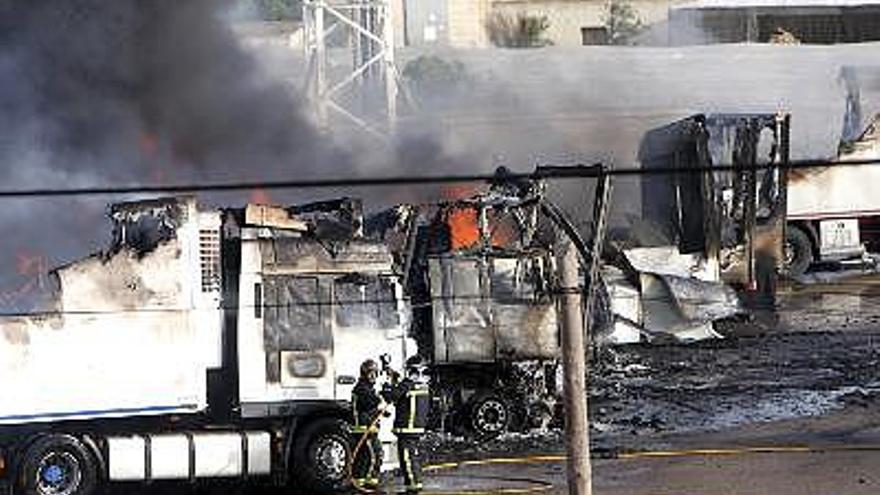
[16,435,98,495]
[468,392,510,440]
[784,225,813,277]
[292,419,352,494]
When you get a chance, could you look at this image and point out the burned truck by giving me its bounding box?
[367,159,765,437]
[405,184,562,438]
[0,196,414,495]
[364,168,614,439]
[631,113,790,314]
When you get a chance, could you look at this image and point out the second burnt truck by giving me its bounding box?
[0,197,415,495]
[367,168,609,440]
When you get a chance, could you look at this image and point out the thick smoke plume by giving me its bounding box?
[0,0,351,183]
[0,0,356,309]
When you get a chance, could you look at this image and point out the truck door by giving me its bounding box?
[331,274,408,402]
[263,275,335,399]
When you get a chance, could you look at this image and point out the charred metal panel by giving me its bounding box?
[110,197,185,256]
[638,113,788,303]
[638,116,709,254]
[55,197,197,313]
[640,273,722,341]
[430,257,492,363]
[0,197,214,424]
[333,274,399,330]
[429,254,559,363]
[263,237,394,274]
[263,275,330,351]
[491,257,559,359]
[263,275,332,383]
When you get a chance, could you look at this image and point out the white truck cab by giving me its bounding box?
[0,197,413,495]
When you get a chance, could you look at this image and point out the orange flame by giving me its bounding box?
[442,183,520,250]
[441,184,479,201]
[448,207,480,250]
[446,208,518,250]
[250,188,272,204]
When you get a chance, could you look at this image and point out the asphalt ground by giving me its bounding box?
[418,447,880,495]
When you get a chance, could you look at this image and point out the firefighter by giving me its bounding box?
[352,359,383,489]
[382,355,430,495]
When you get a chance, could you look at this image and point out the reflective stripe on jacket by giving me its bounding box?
[383,378,430,434]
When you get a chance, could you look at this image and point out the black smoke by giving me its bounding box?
[0,0,354,310]
[0,0,351,182]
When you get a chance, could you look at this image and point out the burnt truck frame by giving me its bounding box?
[411,186,563,438]
[639,112,791,303]
[0,197,414,495]
[368,167,610,439]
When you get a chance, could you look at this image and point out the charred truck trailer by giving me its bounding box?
[637,113,790,307]
[0,197,414,495]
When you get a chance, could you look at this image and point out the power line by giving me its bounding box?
[0,157,878,199]
[1,290,880,319]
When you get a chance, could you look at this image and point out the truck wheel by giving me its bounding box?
[292,419,352,494]
[784,226,813,277]
[468,392,510,440]
[16,435,98,495]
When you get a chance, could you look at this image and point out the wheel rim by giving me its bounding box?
[35,452,81,495]
[314,437,347,481]
[784,239,797,266]
[474,398,508,435]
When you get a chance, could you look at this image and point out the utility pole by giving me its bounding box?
[302,0,400,137]
[558,241,592,495]
[557,170,611,495]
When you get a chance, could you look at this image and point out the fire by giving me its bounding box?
[440,184,480,201]
[448,207,480,250]
[442,183,520,250]
[447,207,519,250]
[250,189,272,204]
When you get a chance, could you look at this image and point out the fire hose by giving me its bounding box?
[349,402,392,494]
[347,355,552,495]
[348,404,553,495]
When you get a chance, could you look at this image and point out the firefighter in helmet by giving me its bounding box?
[351,359,383,489]
[382,355,430,495]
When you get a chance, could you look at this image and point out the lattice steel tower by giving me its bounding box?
[302,0,400,138]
